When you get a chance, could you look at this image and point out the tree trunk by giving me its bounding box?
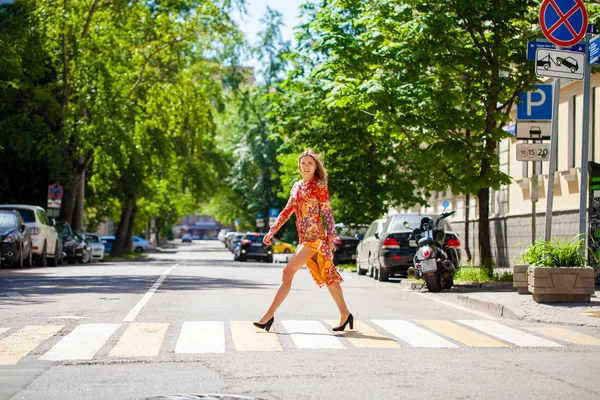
[477,187,493,276]
[111,193,137,257]
[59,163,83,224]
[464,193,472,262]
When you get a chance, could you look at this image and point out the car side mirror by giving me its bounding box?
[21,224,27,232]
[355,234,364,241]
[374,232,379,239]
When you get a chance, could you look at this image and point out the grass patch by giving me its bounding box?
[337,263,356,272]
[454,267,513,283]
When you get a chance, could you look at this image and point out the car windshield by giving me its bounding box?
[0,214,17,229]
[54,222,72,236]
[389,215,428,231]
[87,235,100,243]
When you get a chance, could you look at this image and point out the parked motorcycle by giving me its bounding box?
[405,201,460,292]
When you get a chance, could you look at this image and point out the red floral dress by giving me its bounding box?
[268,177,343,287]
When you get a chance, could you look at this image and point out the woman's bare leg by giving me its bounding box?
[257,244,317,324]
[327,283,351,326]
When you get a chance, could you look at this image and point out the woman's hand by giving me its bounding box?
[329,241,336,252]
[263,231,273,245]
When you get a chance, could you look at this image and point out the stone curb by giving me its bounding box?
[455,294,526,321]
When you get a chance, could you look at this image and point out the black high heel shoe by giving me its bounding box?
[332,313,353,332]
[253,316,275,332]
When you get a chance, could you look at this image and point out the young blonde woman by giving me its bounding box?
[253,150,353,332]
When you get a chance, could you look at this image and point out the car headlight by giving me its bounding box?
[65,241,74,247]
[4,235,17,243]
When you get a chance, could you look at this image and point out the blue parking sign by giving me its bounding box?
[517,85,553,121]
[269,208,279,218]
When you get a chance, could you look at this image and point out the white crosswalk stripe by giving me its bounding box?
[0,317,591,364]
[175,321,225,354]
[457,320,563,347]
[281,320,345,349]
[40,324,120,361]
[372,320,459,348]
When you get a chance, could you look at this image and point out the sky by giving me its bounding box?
[232,0,306,53]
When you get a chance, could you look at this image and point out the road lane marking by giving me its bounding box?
[109,323,168,357]
[324,320,401,349]
[175,321,225,353]
[123,264,178,322]
[0,325,64,365]
[231,321,283,351]
[40,324,120,361]
[415,320,509,348]
[372,320,458,348]
[525,327,600,345]
[0,328,10,336]
[281,320,345,349]
[457,320,562,347]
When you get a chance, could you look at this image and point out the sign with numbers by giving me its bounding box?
[516,143,551,162]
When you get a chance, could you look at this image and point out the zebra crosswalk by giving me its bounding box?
[0,319,599,366]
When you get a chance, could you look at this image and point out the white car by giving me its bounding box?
[0,204,62,267]
[85,233,105,261]
[132,236,152,252]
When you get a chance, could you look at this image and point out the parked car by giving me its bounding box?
[332,224,367,265]
[133,236,152,252]
[0,205,62,266]
[0,210,33,268]
[102,236,115,254]
[218,229,233,242]
[356,218,385,276]
[272,238,296,254]
[229,233,245,253]
[55,221,90,264]
[234,232,273,262]
[365,213,461,282]
[182,233,192,243]
[85,233,105,261]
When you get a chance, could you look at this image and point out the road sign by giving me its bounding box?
[517,85,553,121]
[47,199,61,209]
[516,143,551,162]
[539,0,588,47]
[535,48,584,80]
[268,208,279,226]
[590,35,600,64]
[526,40,584,61]
[256,212,264,228]
[516,121,551,140]
[47,184,63,200]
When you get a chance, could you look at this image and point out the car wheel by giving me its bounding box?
[36,242,48,267]
[135,246,144,253]
[17,246,24,268]
[373,266,379,280]
[378,267,389,282]
[80,249,90,264]
[356,257,366,275]
[49,241,59,266]
[24,248,33,267]
[284,249,291,254]
[266,256,273,263]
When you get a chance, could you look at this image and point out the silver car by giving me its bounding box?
[356,219,385,276]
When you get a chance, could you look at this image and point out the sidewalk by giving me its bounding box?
[401,280,600,327]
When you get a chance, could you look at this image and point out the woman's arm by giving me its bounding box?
[267,185,296,236]
[316,180,336,246]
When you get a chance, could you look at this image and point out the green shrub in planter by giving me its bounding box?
[520,236,594,303]
[520,237,585,268]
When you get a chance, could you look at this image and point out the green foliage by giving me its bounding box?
[454,267,512,283]
[520,237,586,268]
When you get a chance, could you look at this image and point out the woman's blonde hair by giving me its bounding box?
[298,149,328,184]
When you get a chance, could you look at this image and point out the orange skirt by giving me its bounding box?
[303,240,344,288]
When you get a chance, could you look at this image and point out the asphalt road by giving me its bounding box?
[1,240,599,400]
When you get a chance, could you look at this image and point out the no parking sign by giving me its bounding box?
[539,0,588,47]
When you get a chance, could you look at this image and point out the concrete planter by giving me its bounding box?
[512,264,530,294]
[527,266,595,303]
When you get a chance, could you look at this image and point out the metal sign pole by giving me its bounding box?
[579,31,592,242]
[544,74,561,241]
